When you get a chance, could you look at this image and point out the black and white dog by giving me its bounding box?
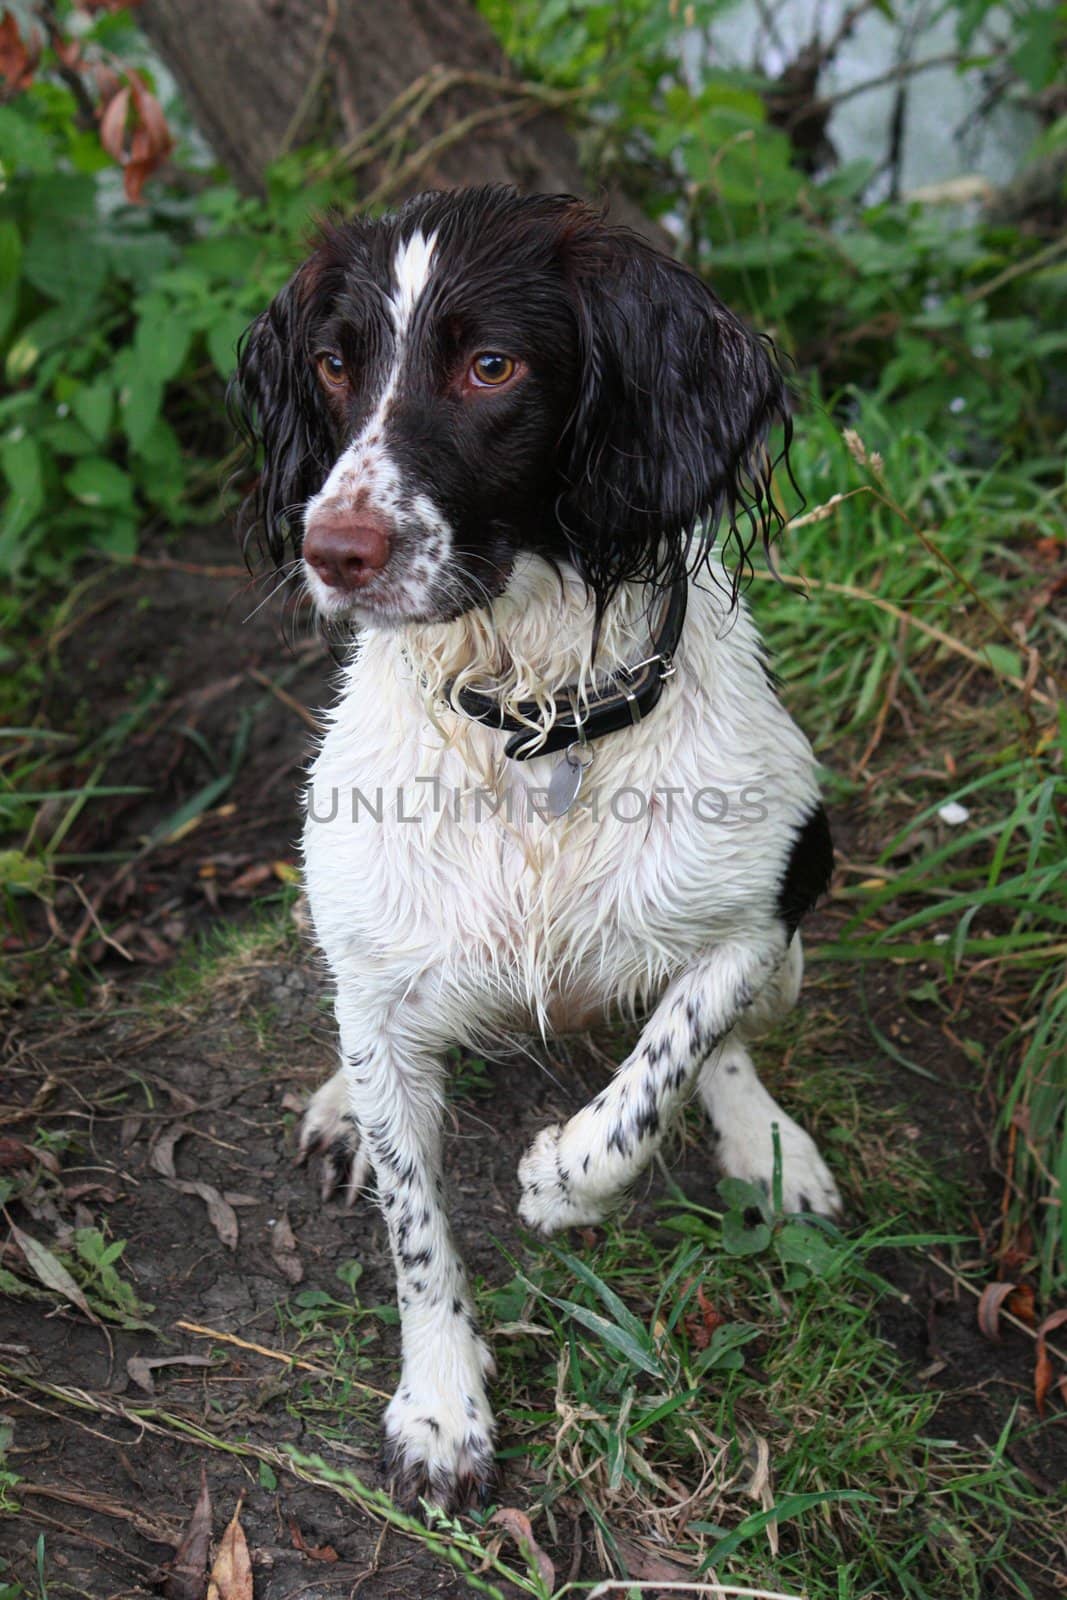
[235,186,838,1512]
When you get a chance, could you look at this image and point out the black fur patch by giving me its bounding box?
[777,803,833,937]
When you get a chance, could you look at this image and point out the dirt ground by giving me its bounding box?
[1,530,1063,1597]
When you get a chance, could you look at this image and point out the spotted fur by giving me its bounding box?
[234,187,840,1514]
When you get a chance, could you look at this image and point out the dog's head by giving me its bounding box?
[233,186,790,628]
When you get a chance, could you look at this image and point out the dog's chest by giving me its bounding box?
[302,626,817,1025]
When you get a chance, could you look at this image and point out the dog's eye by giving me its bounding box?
[469,353,516,387]
[317,352,347,388]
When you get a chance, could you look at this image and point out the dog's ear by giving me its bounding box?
[558,228,790,606]
[230,264,335,569]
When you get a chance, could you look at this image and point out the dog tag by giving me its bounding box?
[546,745,593,818]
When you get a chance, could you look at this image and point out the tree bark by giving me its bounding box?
[138,0,660,237]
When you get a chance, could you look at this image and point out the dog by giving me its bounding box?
[234,185,839,1513]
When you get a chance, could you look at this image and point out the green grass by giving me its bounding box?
[489,1203,1061,1599]
[750,391,1067,1302]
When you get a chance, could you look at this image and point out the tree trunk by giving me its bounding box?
[139,0,659,237]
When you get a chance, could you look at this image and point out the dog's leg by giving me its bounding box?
[697,1034,841,1215]
[518,938,787,1233]
[697,934,840,1215]
[299,1065,371,1204]
[328,1006,495,1512]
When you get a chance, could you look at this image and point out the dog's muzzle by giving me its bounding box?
[303,509,391,592]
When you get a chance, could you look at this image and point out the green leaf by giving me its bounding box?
[547,1246,654,1353]
[0,850,48,893]
[22,215,105,314]
[120,371,164,453]
[91,517,138,558]
[716,1177,771,1219]
[134,302,193,382]
[6,1217,99,1325]
[206,308,250,379]
[693,1321,762,1374]
[721,1209,772,1257]
[698,1490,875,1568]
[552,1296,664,1376]
[63,457,134,511]
[71,382,113,445]
[0,106,55,174]
[981,642,1023,682]
[1,432,43,507]
[0,220,21,346]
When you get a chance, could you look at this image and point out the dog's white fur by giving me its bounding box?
[301,551,840,1500]
[284,226,840,1505]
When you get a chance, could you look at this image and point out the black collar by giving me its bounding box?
[445,577,688,761]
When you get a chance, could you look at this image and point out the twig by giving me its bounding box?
[582,1585,806,1599]
[923,1255,1067,1363]
[750,566,1058,711]
[810,50,965,116]
[277,0,339,157]
[965,232,1067,304]
[321,65,584,183]
[247,668,323,733]
[174,1318,390,1397]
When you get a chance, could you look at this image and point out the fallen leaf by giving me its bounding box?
[1035,1309,1067,1419]
[288,1518,338,1562]
[977,1281,1017,1342]
[613,1533,692,1583]
[150,1124,191,1179]
[166,1181,238,1251]
[0,1138,33,1171]
[127,1353,214,1394]
[490,1508,554,1590]
[207,1500,253,1600]
[164,1466,212,1600]
[1005,1283,1036,1326]
[4,1213,98,1325]
[228,863,274,895]
[271,1214,303,1285]
[683,1278,725,1350]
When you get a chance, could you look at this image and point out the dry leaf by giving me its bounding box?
[0,10,38,93]
[271,1214,304,1285]
[150,1124,190,1179]
[127,1353,214,1395]
[490,1508,554,1590]
[98,68,173,203]
[288,1518,338,1563]
[228,863,275,895]
[1035,1309,1067,1419]
[612,1533,692,1583]
[207,1500,253,1600]
[683,1277,725,1349]
[5,1213,99,1325]
[1006,1283,1036,1326]
[977,1281,1017,1342]
[166,1181,239,1251]
[165,1466,212,1600]
[0,1138,33,1171]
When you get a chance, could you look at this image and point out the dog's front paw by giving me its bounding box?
[718,1114,842,1219]
[297,1070,370,1205]
[382,1380,495,1514]
[517,1123,611,1234]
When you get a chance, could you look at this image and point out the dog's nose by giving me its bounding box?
[303,513,391,590]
